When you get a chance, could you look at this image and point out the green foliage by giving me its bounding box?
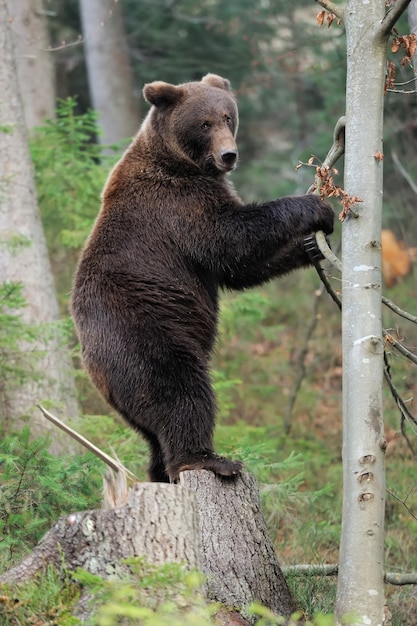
[0,282,39,387]
[218,290,271,340]
[73,557,336,626]
[250,603,335,626]
[30,98,110,252]
[285,573,337,620]
[0,565,80,626]
[0,427,102,570]
[73,557,214,626]
[76,413,150,480]
[0,233,31,252]
[0,281,77,395]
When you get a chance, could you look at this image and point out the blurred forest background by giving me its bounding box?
[2,0,417,623]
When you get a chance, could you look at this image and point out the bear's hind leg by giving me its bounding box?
[141,429,170,482]
[155,365,243,481]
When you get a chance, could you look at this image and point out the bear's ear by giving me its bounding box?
[201,73,232,92]
[143,81,183,107]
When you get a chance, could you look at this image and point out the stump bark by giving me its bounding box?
[0,483,201,584]
[0,471,295,620]
[180,470,295,617]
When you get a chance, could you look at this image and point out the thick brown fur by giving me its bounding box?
[71,74,334,482]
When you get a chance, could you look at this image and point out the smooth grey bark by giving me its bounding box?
[408,0,417,92]
[180,470,295,619]
[409,0,417,36]
[0,0,79,451]
[335,1,412,623]
[79,0,139,147]
[6,0,56,128]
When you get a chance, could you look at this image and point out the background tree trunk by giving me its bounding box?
[0,0,79,451]
[0,472,295,622]
[6,0,56,129]
[335,1,410,623]
[408,0,417,89]
[79,0,139,148]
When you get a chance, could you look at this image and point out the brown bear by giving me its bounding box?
[71,73,334,482]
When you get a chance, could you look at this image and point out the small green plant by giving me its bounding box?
[249,602,335,626]
[0,427,102,571]
[73,557,214,626]
[0,282,39,390]
[0,564,80,626]
[30,98,111,253]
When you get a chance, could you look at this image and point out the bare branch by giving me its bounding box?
[383,356,417,456]
[282,564,417,585]
[383,331,417,365]
[387,488,417,522]
[311,236,417,328]
[391,150,417,195]
[315,0,344,21]
[38,405,137,480]
[385,572,417,585]
[386,87,417,93]
[316,230,342,273]
[283,564,338,577]
[380,0,413,38]
[306,116,346,194]
[284,283,326,434]
[382,296,417,324]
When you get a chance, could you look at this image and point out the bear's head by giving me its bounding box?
[143,74,239,175]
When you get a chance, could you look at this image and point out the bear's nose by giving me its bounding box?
[221,150,237,167]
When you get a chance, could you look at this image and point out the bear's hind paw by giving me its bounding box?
[169,454,243,480]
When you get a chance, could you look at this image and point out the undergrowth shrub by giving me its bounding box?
[0,427,102,572]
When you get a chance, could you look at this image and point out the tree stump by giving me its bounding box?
[0,483,201,585]
[180,470,295,618]
[0,471,295,621]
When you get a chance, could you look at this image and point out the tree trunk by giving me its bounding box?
[336,2,410,623]
[6,0,56,128]
[0,472,295,622]
[180,470,295,619]
[408,0,417,94]
[0,0,79,451]
[79,0,139,148]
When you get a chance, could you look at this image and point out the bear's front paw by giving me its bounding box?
[168,453,243,480]
[312,197,334,235]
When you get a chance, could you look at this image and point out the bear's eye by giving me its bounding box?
[225,116,233,127]
[201,121,211,130]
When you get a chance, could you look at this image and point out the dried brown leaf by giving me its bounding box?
[385,60,396,92]
[374,151,384,161]
[390,33,417,68]
[391,38,401,53]
[327,12,336,28]
[316,10,325,27]
[339,194,363,221]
